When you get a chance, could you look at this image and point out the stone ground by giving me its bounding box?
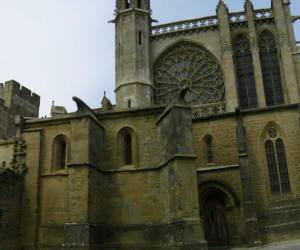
[230,239,300,249]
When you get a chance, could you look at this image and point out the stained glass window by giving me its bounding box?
[265,140,280,194]
[234,34,257,109]
[265,127,291,195]
[206,136,213,164]
[276,139,291,193]
[259,31,284,106]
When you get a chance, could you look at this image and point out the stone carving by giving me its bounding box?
[268,127,278,139]
[151,9,273,39]
[278,34,290,49]
[151,16,219,36]
[254,9,273,20]
[0,139,27,175]
[154,42,225,106]
[10,139,27,174]
[192,102,226,119]
[229,12,247,23]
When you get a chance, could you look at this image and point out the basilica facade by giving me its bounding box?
[1,0,300,249]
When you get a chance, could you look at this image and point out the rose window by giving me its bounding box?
[154,42,225,106]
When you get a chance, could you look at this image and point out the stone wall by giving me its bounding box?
[0,171,24,250]
[0,80,40,139]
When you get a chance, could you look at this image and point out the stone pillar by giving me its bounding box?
[272,0,299,103]
[217,1,239,112]
[157,104,207,250]
[245,0,266,108]
[64,118,92,250]
[236,110,261,247]
[282,0,297,52]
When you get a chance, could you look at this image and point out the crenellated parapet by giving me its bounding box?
[0,80,40,108]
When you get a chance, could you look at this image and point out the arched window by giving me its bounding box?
[117,127,137,167]
[205,135,214,164]
[259,31,284,106]
[124,132,132,165]
[233,34,257,109]
[52,135,68,171]
[264,127,291,195]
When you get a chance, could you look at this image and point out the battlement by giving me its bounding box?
[0,80,40,107]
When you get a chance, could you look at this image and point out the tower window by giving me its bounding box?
[127,99,132,108]
[125,0,130,8]
[52,134,68,171]
[137,0,142,8]
[138,31,142,45]
[265,127,291,195]
[234,34,257,109]
[259,31,284,106]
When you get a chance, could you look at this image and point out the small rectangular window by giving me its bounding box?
[128,99,132,108]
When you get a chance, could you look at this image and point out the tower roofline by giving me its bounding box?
[0,80,40,107]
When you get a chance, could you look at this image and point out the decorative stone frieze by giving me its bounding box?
[0,139,27,175]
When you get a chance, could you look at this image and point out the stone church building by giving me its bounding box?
[1,0,300,249]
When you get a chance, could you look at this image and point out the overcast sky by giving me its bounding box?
[0,0,299,116]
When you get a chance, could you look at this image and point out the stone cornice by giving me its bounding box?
[193,103,300,122]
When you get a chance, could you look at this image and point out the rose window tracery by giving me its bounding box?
[154,42,225,106]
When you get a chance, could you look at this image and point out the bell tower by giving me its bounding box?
[114,0,153,110]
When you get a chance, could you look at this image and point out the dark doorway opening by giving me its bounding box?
[203,195,229,247]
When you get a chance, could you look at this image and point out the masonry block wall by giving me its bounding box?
[0,171,24,250]
[0,80,40,139]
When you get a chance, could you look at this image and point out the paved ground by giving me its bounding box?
[229,239,300,250]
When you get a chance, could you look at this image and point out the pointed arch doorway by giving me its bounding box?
[203,195,229,247]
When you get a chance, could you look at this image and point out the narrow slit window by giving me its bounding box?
[138,31,142,46]
[265,140,281,194]
[137,0,142,8]
[205,136,213,164]
[125,0,130,9]
[124,133,132,165]
[60,142,66,169]
[275,139,291,193]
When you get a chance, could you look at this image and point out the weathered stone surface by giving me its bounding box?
[1,0,300,249]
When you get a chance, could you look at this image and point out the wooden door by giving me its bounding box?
[204,195,229,247]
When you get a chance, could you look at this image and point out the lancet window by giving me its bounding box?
[233,34,257,109]
[117,127,137,167]
[52,134,68,171]
[259,31,284,106]
[265,126,291,195]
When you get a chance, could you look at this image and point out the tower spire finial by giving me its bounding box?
[216,0,228,13]
[244,0,253,9]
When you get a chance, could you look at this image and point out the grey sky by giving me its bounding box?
[0,0,299,116]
